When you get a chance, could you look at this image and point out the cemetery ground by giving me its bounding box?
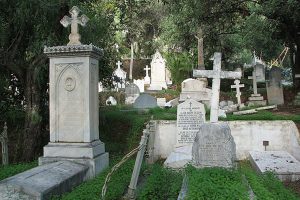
[1,105,300,199]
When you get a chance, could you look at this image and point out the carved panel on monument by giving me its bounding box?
[56,63,84,142]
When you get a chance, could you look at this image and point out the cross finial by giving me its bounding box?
[60,6,89,45]
[116,61,122,69]
[144,65,150,77]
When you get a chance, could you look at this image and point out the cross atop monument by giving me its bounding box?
[116,61,122,69]
[231,79,244,105]
[144,65,150,77]
[60,6,89,46]
[193,52,241,123]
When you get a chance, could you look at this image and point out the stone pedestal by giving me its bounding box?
[247,94,267,106]
[39,45,109,178]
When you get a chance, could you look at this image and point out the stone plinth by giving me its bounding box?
[247,94,267,106]
[249,151,300,181]
[0,161,88,200]
[40,45,109,178]
[192,122,236,168]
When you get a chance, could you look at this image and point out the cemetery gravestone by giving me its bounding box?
[133,94,157,109]
[133,79,145,93]
[125,83,140,104]
[157,98,166,107]
[40,6,108,179]
[113,61,126,89]
[148,51,167,90]
[144,65,151,84]
[177,99,206,145]
[230,79,244,106]
[192,122,236,168]
[179,78,212,108]
[266,67,284,105]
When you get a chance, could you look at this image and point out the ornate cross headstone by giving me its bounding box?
[60,6,89,45]
[193,53,241,122]
[231,79,244,105]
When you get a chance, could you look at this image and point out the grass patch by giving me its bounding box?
[57,156,145,200]
[225,110,300,122]
[137,164,183,200]
[149,107,177,120]
[240,161,299,199]
[186,165,249,200]
[0,161,37,181]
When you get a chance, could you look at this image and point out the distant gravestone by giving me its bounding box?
[192,122,236,168]
[106,96,117,106]
[266,67,284,105]
[133,79,145,93]
[148,51,167,90]
[255,64,266,83]
[113,61,126,89]
[179,78,212,107]
[125,83,140,104]
[157,98,166,107]
[133,94,157,109]
[177,99,206,145]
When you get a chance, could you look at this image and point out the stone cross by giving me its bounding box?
[60,6,89,45]
[193,52,241,122]
[116,61,122,69]
[231,79,244,105]
[144,65,150,77]
[248,67,258,95]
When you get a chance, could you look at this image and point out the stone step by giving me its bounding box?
[0,161,88,200]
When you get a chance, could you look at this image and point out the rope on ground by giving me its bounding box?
[101,144,144,200]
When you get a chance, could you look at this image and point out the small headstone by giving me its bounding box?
[179,78,212,107]
[230,79,244,106]
[148,51,167,90]
[177,99,206,145]
[133,79,145,93]
[157,98,166,107]
[113,61,127,89]
[192,122,236,168]
[133,94,157,109]
[125,83,140,104]
[98,82,103,92]
[255,64,266,82]
[106,96,117,106]
[266,67,284,105]
[143,65,151,84]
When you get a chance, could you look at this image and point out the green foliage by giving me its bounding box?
[225,111,300,122]
[186,165,249,200]
[149,107,177,120]
[58,157,143,200]
[137,164,183,200]
[240,161,299,199]
[165,52,195,85]
[0,161,37,181]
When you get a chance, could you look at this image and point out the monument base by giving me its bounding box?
[148,83,167,91]
[39,140,109,179]
[247,94,267,106]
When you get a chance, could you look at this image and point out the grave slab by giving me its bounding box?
[0,161,88,200]
[249,151,300,181]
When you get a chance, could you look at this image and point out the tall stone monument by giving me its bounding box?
[39,6,109,178]
[266,66,284,105]
[148,51,167,90]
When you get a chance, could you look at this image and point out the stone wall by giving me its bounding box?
[150,120,300,161]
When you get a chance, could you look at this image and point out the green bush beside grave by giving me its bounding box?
[0,161,37,181]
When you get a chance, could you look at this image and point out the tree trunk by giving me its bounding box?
[21,68,43,162]
[129,42,134,81]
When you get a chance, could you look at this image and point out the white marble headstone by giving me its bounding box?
[133,79,145,93]
[148,51,167,90]
[177,99,206,145]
